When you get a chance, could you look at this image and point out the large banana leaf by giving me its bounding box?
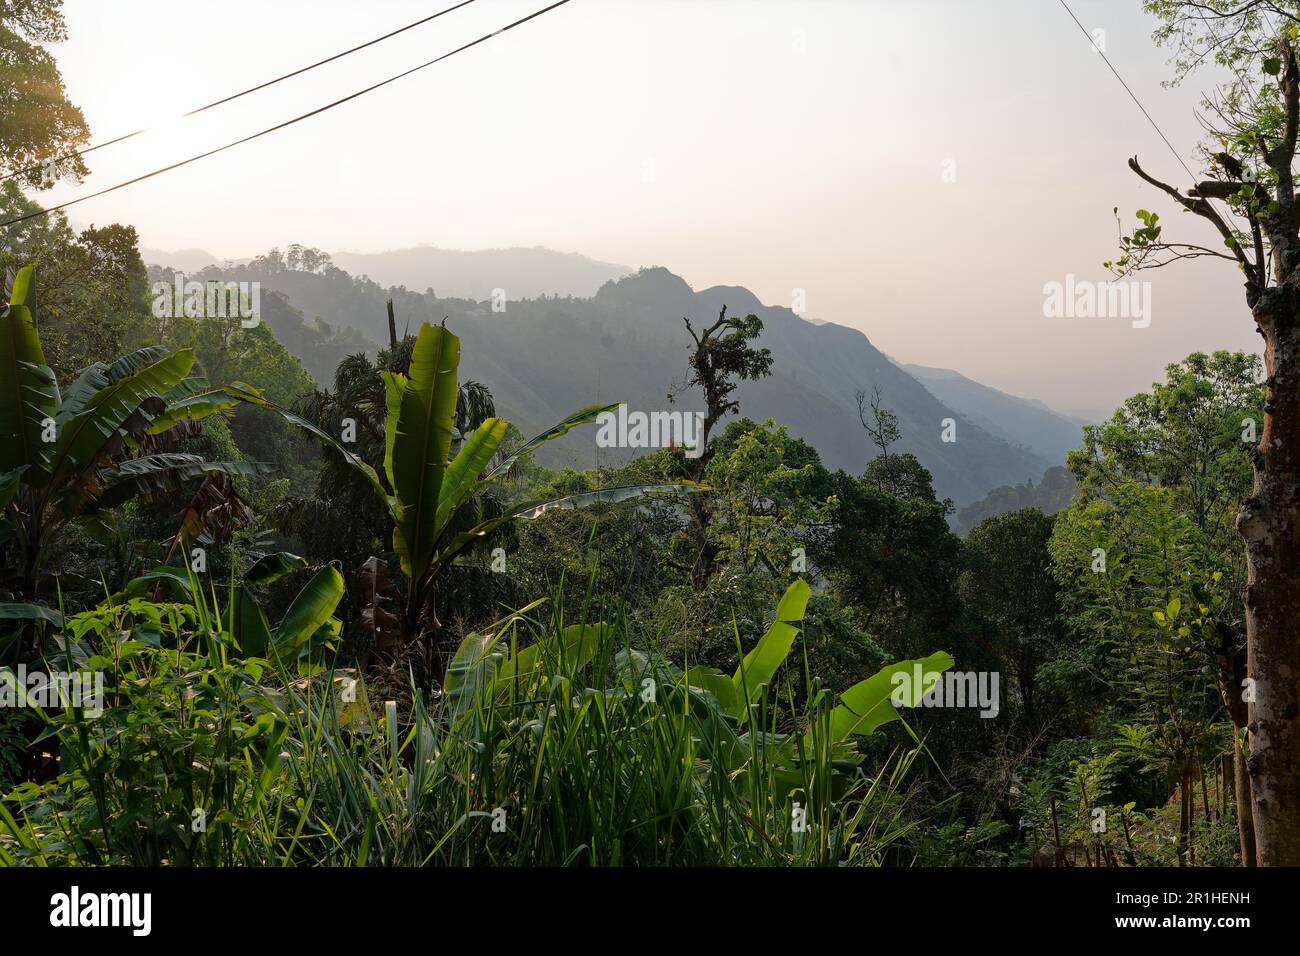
[8,266,33,309]
[0,266,58,476]
[513,482,704,519]
[485,402,620,479]
[45,348,196,483]
[57,364,110,425]
[230,585,273,657]
[683,664,743,715]
[55,347,174,425]
[378,370,406,489]
[433,417,508,533]
[493,622,610,699]
[428,405,670,555]
[272,564,344,654]
[390,324,460,584]
[444,608,595,720]
[144,381,240,435]
[222,380,390,510]
[732,578,811,719]
[116,565,195,603]
[243,551,308,585]
[444,630,504,722]
[102,346,171,383]
[87,455,266,512]
[231,552,311,656]
[0,466,26,511]
[0,602,64,626]
[815,651,955,747]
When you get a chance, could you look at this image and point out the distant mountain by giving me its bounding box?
[143,245,631,302]
[141,247,244,273]
[329,246,632,300]
[954,465,1077,534]
[186,255,1057,506]
[903,364,1089,468]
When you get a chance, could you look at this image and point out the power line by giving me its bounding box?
[1,0,480,184]
[1055,0,1200,186]
[1,0,573,229]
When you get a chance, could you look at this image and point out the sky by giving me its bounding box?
[44,0,1261,419]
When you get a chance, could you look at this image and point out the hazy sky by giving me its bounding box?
[46,0,1260,417]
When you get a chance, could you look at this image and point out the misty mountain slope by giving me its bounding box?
[330,246,632,300]
[142,247,241,273]
[188,259,1050,505]
[145,245,632,303]
[446,268,1052,504]
[903,364,1090,467]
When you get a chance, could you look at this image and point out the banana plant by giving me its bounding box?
[634,579,955,796]
[222,552,345,664]
[0,266,260,656]
[224,322,697,669]
[445,578,955,802]
[103,550,342,664]
[0,549,345,676]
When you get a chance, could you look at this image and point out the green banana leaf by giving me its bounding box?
[378,370,406,489]
[444,630,505,722]
[0,466,27,511]
[230,585,273,657]
[815,651,956,747]
[0,266,58,476]
[145,383,240,435]
[89,456,266,512]
[45,348,196,483]
[243,551,308,585]
[428,484,700,581]
[733,578,811,719]
[684,664,743,715]
[272,564,344,654]
[513,482,704,519]
[116,565,195,603]
[486,402,620,479]
[390,324,460,584]
[434,417,508,533]
[0,602,64,626]
[493,622,610,699]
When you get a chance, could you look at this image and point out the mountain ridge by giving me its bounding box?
[903,362,1090,468]
[167,253,1075,506]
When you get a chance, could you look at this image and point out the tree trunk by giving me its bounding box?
[1216,628,1257,864]
[1177,769,1190,866]
[1238,294,1300,866]
[1232,297,1300,868]
[1201,766,1212,824]
[1233,737,1257,866]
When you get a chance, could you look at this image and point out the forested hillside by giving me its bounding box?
[183,251,1058,505]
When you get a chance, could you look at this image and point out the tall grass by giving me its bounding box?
[0,580,923,867]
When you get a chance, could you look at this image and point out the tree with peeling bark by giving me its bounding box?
[1111,0,1300,865]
